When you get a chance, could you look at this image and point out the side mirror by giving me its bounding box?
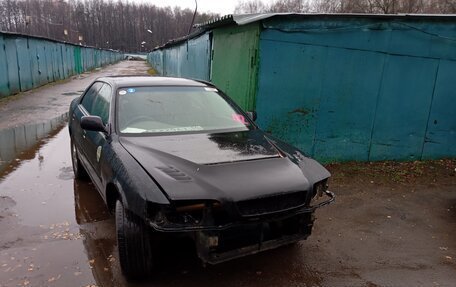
[246,111,257,121]
[80,116,107,133]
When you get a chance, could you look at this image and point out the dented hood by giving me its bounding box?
[119,130,318,201]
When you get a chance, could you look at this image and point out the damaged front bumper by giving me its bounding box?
[196,190,334,264]
[146,190,335,264]
[146,190,335,232]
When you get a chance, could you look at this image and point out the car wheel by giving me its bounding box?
[71,139,88,179]
[115,200,156,280]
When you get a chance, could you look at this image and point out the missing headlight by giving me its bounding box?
[313,179,329,198]
[166,201,222,225]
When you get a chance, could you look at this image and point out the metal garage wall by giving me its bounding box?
[422,60,456,159]
[4,37,20,94]
[148,50,163,74]
[183,33,211,80]
[211,24,260,111]
[147,32,211,81]
[162,45,181,77]
[255,17,456,161]
[0,35,8,97]
[15,37,34,91]
[0,32,123,99]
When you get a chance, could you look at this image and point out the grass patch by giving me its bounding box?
[147,68,157,75]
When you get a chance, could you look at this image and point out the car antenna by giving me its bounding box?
[188,0,198,36]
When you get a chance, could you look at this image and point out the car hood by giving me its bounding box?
[120,129,281,165]
[119,130,328,202]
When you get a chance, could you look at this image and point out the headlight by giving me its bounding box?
[167,201,221,225]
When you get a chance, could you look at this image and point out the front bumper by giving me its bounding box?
[195,213,314,264]
[145,190,335,232]
[146,190,335,264]
[199,190,334,264]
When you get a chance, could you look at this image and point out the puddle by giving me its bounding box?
[0,114,68,177]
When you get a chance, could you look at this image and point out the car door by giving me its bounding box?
[72,81,103,167]
[82,83,112,189]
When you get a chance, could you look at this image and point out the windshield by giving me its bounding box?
[117,86,251,134]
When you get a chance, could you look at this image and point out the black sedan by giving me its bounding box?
[68,76,334,279]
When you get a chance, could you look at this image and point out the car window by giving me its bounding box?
[80,82,103,114]
[117,86,251,134]
[91,84,112,125]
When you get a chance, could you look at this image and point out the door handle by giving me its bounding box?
[83,130,86,139]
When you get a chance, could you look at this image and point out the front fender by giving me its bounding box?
[106,138,170,217]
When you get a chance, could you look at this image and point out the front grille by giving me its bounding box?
[236,191,307,216]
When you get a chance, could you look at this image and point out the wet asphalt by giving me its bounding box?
[0,60,151,130]
[0,61,455,287]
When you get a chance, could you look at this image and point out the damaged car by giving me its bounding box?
[68,76,334,279]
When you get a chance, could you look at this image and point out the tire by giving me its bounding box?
[71,139,88,179]
[115,200,156,280]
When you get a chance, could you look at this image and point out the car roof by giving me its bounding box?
[95,76,208,89]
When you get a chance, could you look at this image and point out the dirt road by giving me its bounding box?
[0,125,454,287]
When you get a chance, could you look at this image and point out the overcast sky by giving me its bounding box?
[138,0,273,15]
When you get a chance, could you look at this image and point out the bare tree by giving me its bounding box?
[0,0,216,52]
[269,0,311,12]
[235,0,269,13]
[235,0,456,14]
